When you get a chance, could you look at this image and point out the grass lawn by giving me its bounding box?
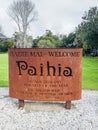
[0,53,8,87]
[0,53,98,90]
[82,57,98,90]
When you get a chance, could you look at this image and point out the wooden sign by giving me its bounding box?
[9,48,82,105]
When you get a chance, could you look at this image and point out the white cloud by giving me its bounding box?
[0,0,98,37]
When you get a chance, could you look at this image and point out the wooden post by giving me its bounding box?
[18,99,24,108]
[65,101,71,109]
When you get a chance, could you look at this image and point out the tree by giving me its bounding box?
[33,30,77,48]
[56,33,76,48]
[76,7,98,50]
[8,0,37,48]
[0,39,14,52]
[33,30,60,48]
[66,33,76,47]
[55,34,67,48]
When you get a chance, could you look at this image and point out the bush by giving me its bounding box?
[0,39,14,52]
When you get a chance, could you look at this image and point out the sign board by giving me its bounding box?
[9,48,82,102]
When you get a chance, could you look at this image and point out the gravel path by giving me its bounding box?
[0,88,98,130]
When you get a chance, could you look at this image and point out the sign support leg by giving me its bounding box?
[65,101,71,109]
[18,99,24,108]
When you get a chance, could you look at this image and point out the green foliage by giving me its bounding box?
[0,39,14,52]
[37,39,54,48]
[76,6,98,49]
[6,40,14,48]
[33,30,60,48]
[56,33,76,48]
[33,30,77,48]
[55,35,67,48]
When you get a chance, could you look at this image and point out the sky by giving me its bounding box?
[0,0,98,38]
